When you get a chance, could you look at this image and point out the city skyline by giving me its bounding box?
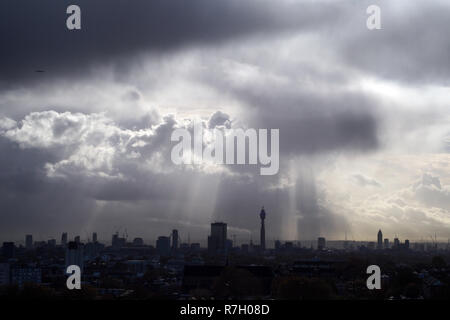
[6,218,449,250]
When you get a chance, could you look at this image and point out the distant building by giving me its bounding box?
[2,242,15,259]
[182,265,224,292]
[208,222,227,255]
[132,237,144,246]
[317,237,326,251]
[11,267,41,287]
[393,238,400,248]
[274,240,281,251]
[226,239,233,251]
[172,229,179,251]
[25,235,33,250]
[384,238,389,249]
[377,230,383,249]
[293,259,336,277]
[65,241,84,272]
[125,260,147,275]
[74,236,81,244]
[61,232,68,247]
[156,236,171,256]
[284,241,294,250]
[0,263,10,286]
[47,239,56,247]
[92,232,98,243]
[405,239,410,249]
[84,241,104,260]
[34,241,46,248]
[112,233,126,249]
[180,243,189,250]
[183,265,273,295]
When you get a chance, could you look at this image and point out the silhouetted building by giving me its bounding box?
[208,222,227,255]
[65,241,84,272]
[11,267,41,287]
[132,237,144,246]
[61,232,68,247]
[260,207,266,251]
[182,265,223,292]
[384,238,389,249]
[293,259,336,277]
[377,230,383,249]
[274,240,281,251]
[85,241,104,260]
[405,239,410,249]
[74,235,81,244]
[2,242,15,259]
[172,229,179,252]
[318,237,326,251]
[0,263,9,286]
[226,239,233,251]
[112,233,126,249]
[47,239,56,247]
[34,241,46,248]
[92,232,97,243]
[25,235,33,250]
[182,265,273,295]
[156,236,171,256]
[393,238,400,248]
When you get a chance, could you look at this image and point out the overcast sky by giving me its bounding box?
[1,0,450,245]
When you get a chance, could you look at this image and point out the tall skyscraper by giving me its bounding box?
[260,207,266,251]
[384,238,389,249]
[61,232,68,247]
[208,222,227,255]
[25,235,33,250]
[377,230,383,249]
[156,236,171,256]
[92,232,97,243]
[172,229,179,251]
[393,237,400,248]
[74,235,80,244]
[65,241,84,272]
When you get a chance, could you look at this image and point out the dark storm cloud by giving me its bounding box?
[0,136,96,240]
[2,0,449,87]
[339,0,450,84]
[0,0,344,87]
[198,65,380,156]
[245,92,379,156]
